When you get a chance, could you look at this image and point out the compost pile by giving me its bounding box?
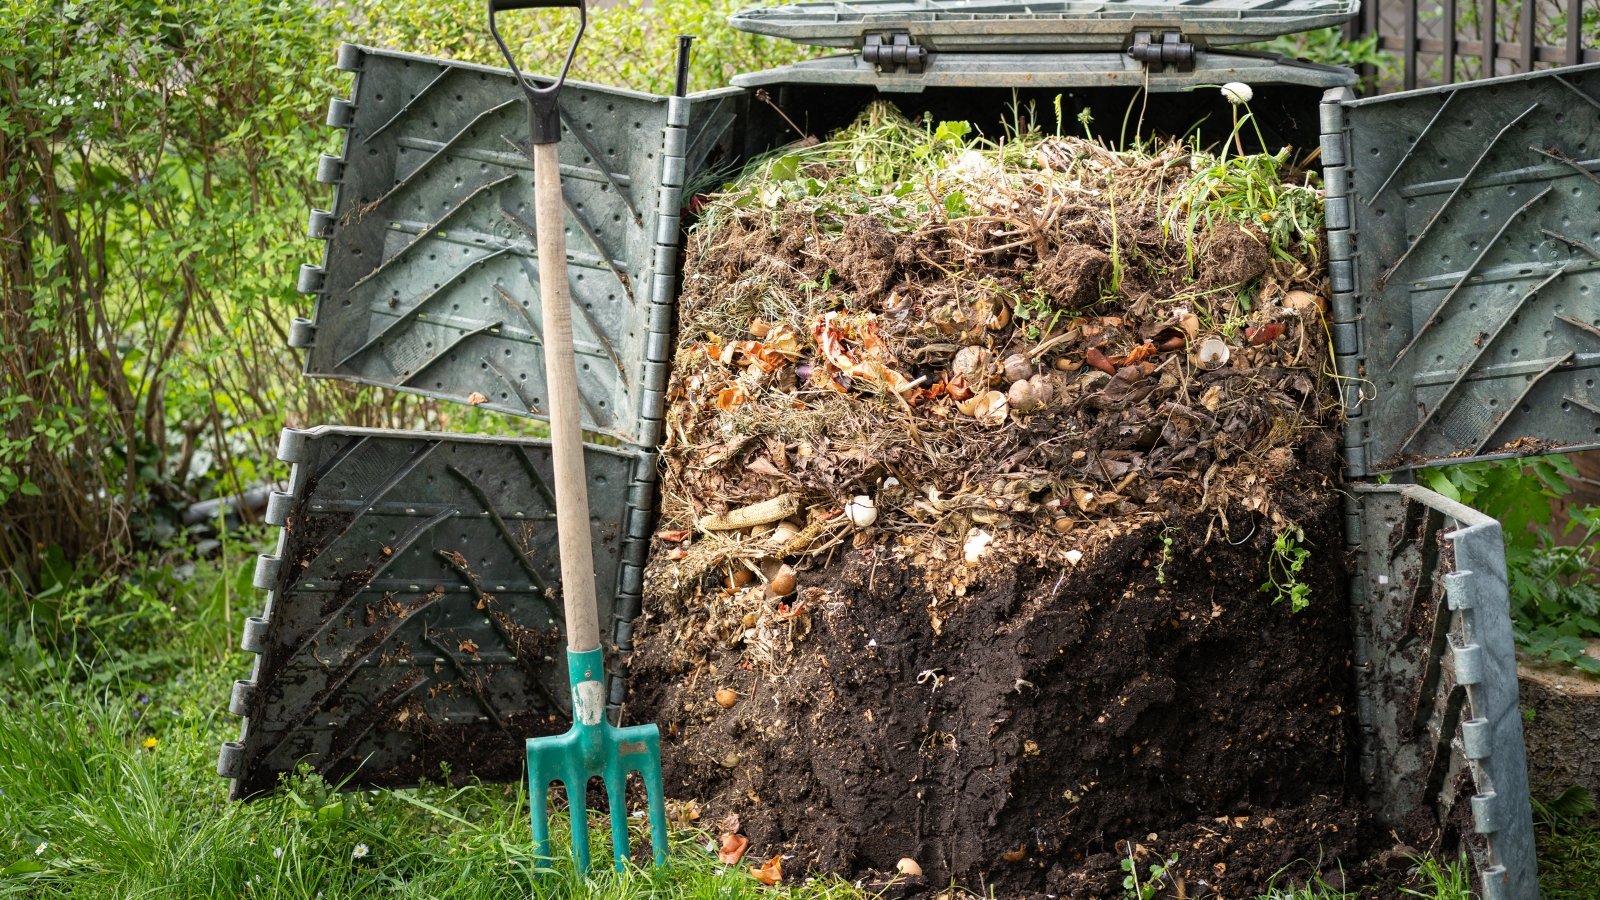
[631,103,1388,896]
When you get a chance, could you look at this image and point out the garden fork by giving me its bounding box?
[488,0,669,872]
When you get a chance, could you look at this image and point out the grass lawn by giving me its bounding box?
[0,546,1592,899]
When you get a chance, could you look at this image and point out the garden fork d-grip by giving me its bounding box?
[488,0,669,873]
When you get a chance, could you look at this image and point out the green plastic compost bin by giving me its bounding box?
[219,4,1600,897]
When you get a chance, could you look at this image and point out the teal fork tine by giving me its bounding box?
[526,648,669,871]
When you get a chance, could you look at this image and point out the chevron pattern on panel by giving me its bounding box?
[223,428,634,798]
[1351,485,1538,899]
[1348,65,1600,469]
[300,48,672,443]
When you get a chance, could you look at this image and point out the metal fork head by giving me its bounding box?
[527,648,668,872]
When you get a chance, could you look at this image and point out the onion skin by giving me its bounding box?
[769,565,797,597]
[1084,347,1117,375]
[1246,322,1285,345]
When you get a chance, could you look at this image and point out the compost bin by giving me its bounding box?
[219,3,1600,898]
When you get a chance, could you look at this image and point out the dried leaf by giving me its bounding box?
[668,798,702,829]
[1071,487,1097,512]
[811,311,917,394]
[715,385,749,411]
[745,456,788,479]
[764,323,802,358]
[1112,340,1158,366]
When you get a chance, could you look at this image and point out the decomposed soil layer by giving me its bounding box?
[630,101,1436,895]
[634,464,1355,896]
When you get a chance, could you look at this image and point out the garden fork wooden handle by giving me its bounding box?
[532,139,600,654]
[490,0,599,654]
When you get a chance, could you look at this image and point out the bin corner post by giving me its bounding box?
[1319,87,1366,480]
[612,88,691,719]
[1447,520,1540,900]
[639,94,690,453]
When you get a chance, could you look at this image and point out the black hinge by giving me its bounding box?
[862,32,928,74]
[1128,31,1196,72]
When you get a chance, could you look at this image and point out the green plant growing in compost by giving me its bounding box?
[1014,291,1067,341]
[1256,867,1359,899]
[1262,524,1313,612]
[1155,526,1177,586]
[1173,144,1325,270]
[1167,86,1324,278]
[1121,850,1179,900]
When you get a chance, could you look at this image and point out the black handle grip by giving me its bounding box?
[488,0,581,10]
[487,0,586,145]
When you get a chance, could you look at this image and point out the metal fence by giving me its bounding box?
[1348,0,1599,90]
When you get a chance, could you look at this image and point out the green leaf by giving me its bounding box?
[1421,467,1461,503]
[767,154,802,183]
[933,120,971,145]
[2,858,45,876]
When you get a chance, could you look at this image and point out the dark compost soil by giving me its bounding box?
[630,449,1400,896]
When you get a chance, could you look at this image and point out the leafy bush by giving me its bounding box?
[0,0,806,587]
[1247,26,1398,93]
[0,0,356,576]
[1423,457,1600,675]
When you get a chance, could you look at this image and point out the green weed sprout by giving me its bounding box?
[1167,81,1324,277]
[1262,524,1312,613]
[1155,526,1177,586]
[1121,849,1179,900]
[1401,854,1474,900]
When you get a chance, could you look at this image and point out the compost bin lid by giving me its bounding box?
[729,0,1360,52]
